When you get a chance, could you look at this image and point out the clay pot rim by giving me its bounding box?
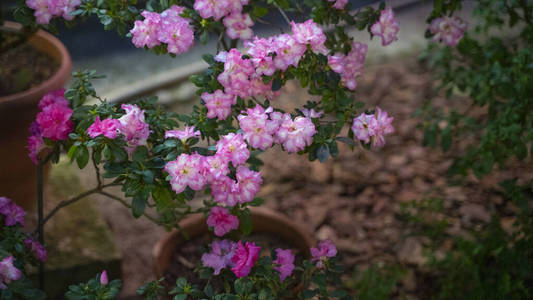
[152,206,316,278]
[0,21,72,104]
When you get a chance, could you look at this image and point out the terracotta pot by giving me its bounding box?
[153,207,315,279]
[0,21,71,211]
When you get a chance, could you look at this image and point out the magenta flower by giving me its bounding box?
[238,105,279,150]
[370,8,399,46]
[310,240,337,268]
[328,41,367,90]
[118,104,150,151]
[201,239,237,275]
[100,270,109,285]
[231,241,260,278]
[87,116,120,139]
[165,153,207,194]
[130,11,162,48]
[36,103,73,141]
[203,90,236,121]
[429,16,467,47]
[300,108,323,119]
[0,197,9,210]
[273,249,295,281]
[224,13,254,40]
[291,20,328,55]
[38,89,69,110]
[206,206,239,237]
[165,125,201,142]
[275,114,316,153]
[216,133,250,166]
[0,202,26,227]
[24,238,47,262]
[0,256,22,289]
[158,7,195,55]
[327,0,347,9]
[27,134,45,165]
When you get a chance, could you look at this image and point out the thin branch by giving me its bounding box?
[98,191,162,225]
[276,5,292,26]
[92,151,102,188]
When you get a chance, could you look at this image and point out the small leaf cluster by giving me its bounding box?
[65,272,122,300]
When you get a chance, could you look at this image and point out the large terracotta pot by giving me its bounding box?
[153,207,315,279]
[0,21,72,211]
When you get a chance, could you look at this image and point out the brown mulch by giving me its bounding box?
[85,57,532,299]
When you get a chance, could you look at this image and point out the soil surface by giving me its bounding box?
[78,57,532,299]
[0,35,58,96]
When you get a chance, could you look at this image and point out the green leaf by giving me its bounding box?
[132,196,147,218]
[336,136,356,146]
[272,78,282,91]
[239,210,253,235]
[441,127,452,152]
[248,197,264,207]
[76,146,89,169]
[316,144,329,162]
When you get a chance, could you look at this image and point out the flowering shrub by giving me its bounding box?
[7,0,515,297]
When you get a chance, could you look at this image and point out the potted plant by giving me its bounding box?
[0,13,71,211]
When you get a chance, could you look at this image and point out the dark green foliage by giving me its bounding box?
[346,264,406,300]
[65,272,122,300]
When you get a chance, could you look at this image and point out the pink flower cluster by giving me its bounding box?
[328,41,368,90]
[28,89,72,164]
[328,0,348,9]
[24,238,47,262]
[165,125,201,142]
[429,16,467,47]
[237,105,316,153]
[370,8,399,46]
[310,240,337,268]
[231,241,260,278]
[0,197,25,227]
[207,207,239,237]
[86,104,149,151]
[202,90,236,121]
[351,107,394,147]
[26,0,81,24]
[201,240,261,278]
[0,256,21,290]
[130,6,194,55]
[194,0,253,40]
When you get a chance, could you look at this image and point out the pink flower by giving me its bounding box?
[235,166,262,204]
[24,239,47,262]
[206,206,239,237]
[202,90,236,120]
[210,175,240,207]
[158,7,195,55]
[26,0,54,24]
[36,103,73,141]
[272,34,307,71]
[130,11,162,48]
[351,113,378,144]
[0,256,22,289]
[291,20,328,55]
[429,16,467,47]
[28,134,45,165]
[0,202,26,227]
[249,76,280,100]
[231,241,260,278]
[310,240,337,268]
[87,116,120,139]
[275,114,316,153]
[217,49,255,98]
[244,37,276,76]
[165,125,201,142]
[372,107,394,148]
[38,89,69,109]
[273,249,295,281]
[118,104,150,150]
[328,41,367,90]
[216,133,250,166]
[165,153,207,194]
[203,154,230,182]
[238,105,278,150]
[194,0,244,21]
[370,8,399,46]
[0,197,9,210]
[300,108,323,119]
[224,13,254,40]
[351,107,393,147]
[201,239,237,275]
[100,270,109,285]
[26,0,81,24]
[327,0,347,9]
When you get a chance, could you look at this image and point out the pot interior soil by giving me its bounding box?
[164,231,305,293]
[0,32,59,96]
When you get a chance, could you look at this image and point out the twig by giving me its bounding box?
[37,162,44,289]
[98,191,162,225]
[92,151,102,188]
[276,5,292,26]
